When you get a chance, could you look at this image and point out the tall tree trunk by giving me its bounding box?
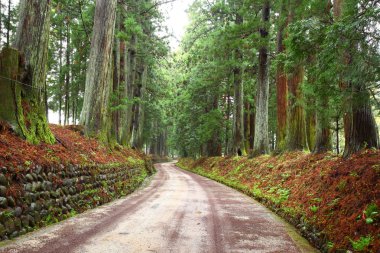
[232,14,245,156]
[253,1,270,155]
[7,0,55,144]
[333,0,379,157]
[58,26,63,125]
[111,10,121,143]
[335,116,340,154]
[314,94,332,153]
[132,65,148,149]
[306,110,316,151]
[314,2,333,153]
[6,0,10,46]
[276,0,288,152]
[207,95,222,157]
[285,1,308,151]
[64,21,71,126]
[80,0,117,141]
[0,0,2,48]
[286,65,308,150]
[121,34,137,146]
[225,84,231,155]
[244,101,254,151]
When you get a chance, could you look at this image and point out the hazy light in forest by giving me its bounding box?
[160,0,192,50]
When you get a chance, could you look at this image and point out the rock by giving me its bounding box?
[13,207,22,217]
[28,215,35,226]
[4,218,15,234]
[10,231,18,239]
[66,204,72,211]
[63,187,70,195]
[40,209,48,217]
[35,202,42,212]
[0,224,6,237]
[69,187,76,195]
[36,165,42,174]
[21,215,29,227]
[34,211,41,223]
[31,173,38,181]
[0,174,7,186]
[0,197,8,208]
[36,182,42,191]
[31,182,38,192]
[25,183,33,192]
[19,228,27,236]
[41,173,48,180]
[43,191,50,200]
[56,198,63,206]
[50,190,58,198]
[30,203,37,212]
[47,173,54,181]
[42,181,49,191]
[7,197,15,207]
[64,179,73,187]
[25,174,34,182]
[13,217,21,229]
[23,192,33,203]
[0,186,6,197]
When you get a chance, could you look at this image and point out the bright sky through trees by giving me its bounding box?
[159,0,193,50]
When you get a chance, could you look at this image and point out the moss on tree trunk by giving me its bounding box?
[0,47,55,144]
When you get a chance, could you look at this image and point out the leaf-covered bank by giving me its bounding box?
[0,123,154,241]
[178,152,379,252]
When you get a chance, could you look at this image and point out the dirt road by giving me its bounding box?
[0,162,318,253]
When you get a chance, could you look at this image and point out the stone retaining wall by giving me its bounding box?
[0,161,152,240]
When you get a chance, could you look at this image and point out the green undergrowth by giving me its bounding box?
[177,153,380,253]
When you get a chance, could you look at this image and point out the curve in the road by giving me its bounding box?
[0,162,318,253]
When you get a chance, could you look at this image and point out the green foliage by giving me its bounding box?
[349,236,372,251]
[310,205,319,213]
[363,203,378,225]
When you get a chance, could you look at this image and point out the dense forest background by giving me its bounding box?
[0,0,379,159]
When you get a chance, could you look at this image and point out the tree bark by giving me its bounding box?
[111,10,121,143]
[0,0,2,48]
[6,0,10,46]
[333,0,379,157]
[244,101,254,151]
[64,21,71,126]
[276,1,288,152]
[306,110,316,151]
[225,84,231,155]
[58,25,63,125]
[7,0,55,144]
[232,14,245,156]
[285,1,308,151]
[132,65,148,149]
[314,86,332,153]
[80,0,117,141]
[253,1,270,155]
[286,65,308,150]
[121,34,137,146]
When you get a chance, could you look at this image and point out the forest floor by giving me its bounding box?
[0,124,145,168]
[178,151,380,252]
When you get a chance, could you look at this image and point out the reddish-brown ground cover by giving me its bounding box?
[179,151,380,252]
[0,124,144,168]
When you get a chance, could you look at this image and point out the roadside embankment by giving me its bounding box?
[0,124,154,241]
[178,151,379,252]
